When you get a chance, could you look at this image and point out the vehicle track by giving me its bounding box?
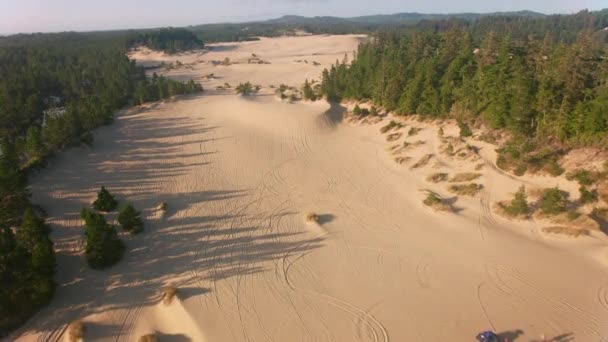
[484,263,604,339]
[282,243,390,342]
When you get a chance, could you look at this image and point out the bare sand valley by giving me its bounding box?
[10,34,608,341]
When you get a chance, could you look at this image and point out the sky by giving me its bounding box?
[0,0,606,35]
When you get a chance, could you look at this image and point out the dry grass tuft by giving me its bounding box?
[68,320,84,342]
[387,144,401,152]
[386,132,402,142]
[426,173,449,183]
[408,127,422,136]
[475,163,485,171]
[449,172,482,182]
[380,120,403,134]
[448,183,483,196]
[158,202,168,211]
[162,285,178,305]
[139,334,159,342]
[422,191,452,212]
[411,154,434,169]
[542,226,590,238]
[548,212,600,231]
[305,212,319,224]
[394,157,411,165]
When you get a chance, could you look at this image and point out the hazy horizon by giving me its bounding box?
[1,0,606,35]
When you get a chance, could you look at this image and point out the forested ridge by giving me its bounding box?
[0,32,201,335]
[321,9,608,173]
[131,27,204,53]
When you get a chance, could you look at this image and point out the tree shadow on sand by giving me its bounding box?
[497,329,524,341]
[16,103,327,340]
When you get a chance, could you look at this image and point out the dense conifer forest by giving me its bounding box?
[0,31,201,335]
[320,9,608,173]
[131,27,204,53]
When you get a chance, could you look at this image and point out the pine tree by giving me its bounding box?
[0,139,28,227]
[505,185,528,216]
[25,126,44,161]
[539,187,566,215]
[81,208,124,269]
[302,79,316,101]
[118,204,144,235]
[92,186,117,212]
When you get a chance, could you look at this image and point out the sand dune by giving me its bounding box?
[11,35,608,342]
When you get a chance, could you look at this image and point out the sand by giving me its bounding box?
[10,34,608,342]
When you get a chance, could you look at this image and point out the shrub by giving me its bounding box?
[457,120,472,138]
[546,159,565,176]
[139,334,159,342]
[353,105,362,115]
[380,120,402,134]
[445,143,454,155]
[235,82,254,95]
[496,140,565,176]
[81,208,124,269]
[411,154,434,169]
[448,183,483,196]
[567,169,594,185]
[426,173,449,183]
[302,79,317,101]
[163,286,178,305]
[449,172,481,182]
[567,169,606,186]
[579,186,598,204]
[68,320,84,342]
[159,202,168,211]
[305,212,319,223]
[277,84,288,97]
[118,204,144,234]
[504,185,528,216]
[408,127,421,136]
[539,187,566,215]
[386,132,402,142]
[423,192,442,206]
[92,186,117,212]
[514,163,528,176]
[423,192,451,211]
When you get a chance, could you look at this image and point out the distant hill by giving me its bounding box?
[265,10,545,26]
[188,10,552,42]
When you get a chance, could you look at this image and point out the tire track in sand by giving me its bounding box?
[483,263,604,340]
[282,244,389,342]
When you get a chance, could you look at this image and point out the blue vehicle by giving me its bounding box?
[477,330,500,342]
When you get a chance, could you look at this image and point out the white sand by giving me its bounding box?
[12,35,608,342]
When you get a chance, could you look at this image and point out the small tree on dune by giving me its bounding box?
[81,208,124,269]
[93,186,117,212]
[118,204,144,235]
[302,79,316,101]
[539,187,566,215]
[505,185,528,216]
[458,120,473,138]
